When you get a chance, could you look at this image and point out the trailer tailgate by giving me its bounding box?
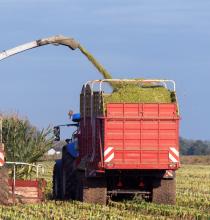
[104,103,180,170]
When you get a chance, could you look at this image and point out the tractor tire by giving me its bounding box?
[76,171,107,205]
[62,148,77,200]
[52,163,62,200]
[152,177,176,205]
[0,166,9,205]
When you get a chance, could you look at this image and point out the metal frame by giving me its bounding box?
[83,79,177,125]
[5,162,44,204]
[6,162,44,178]
[6,162,43,190]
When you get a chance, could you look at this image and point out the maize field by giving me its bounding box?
[0,161,209,219]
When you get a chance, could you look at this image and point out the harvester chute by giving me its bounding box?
[0,35,79,61]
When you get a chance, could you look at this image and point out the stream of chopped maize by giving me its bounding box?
[79,45,175,104]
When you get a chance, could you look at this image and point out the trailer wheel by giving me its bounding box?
[0,166,9,205]
[76,171,107,205]
[152,177,176,205]
[52,163,62,200]
[62,148,77,200]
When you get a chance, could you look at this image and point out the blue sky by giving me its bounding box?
[0,0,210,140]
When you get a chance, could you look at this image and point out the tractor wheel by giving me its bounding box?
[52,163,62,200]
[0,166,9,205]
[62,149,76,200]
[152,177,176,205]
[76,171,107,205]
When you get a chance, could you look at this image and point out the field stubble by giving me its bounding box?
[0,161,209,220]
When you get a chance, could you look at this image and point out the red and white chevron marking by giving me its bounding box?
[169,147,179,163]
[104,146,114,163]
[0,151,4,167]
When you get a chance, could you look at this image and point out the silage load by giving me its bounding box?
[78,45,175,104]
[103,84,174,104]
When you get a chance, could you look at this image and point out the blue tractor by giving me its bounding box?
[52,113,80,200]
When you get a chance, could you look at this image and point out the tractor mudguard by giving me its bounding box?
[66,142,79,158]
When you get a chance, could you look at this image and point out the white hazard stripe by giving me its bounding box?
[169,147,179,163]
[169,153,178,163]
[104,147,113,157]
[170,147,179,157]
[104,146,114,163]
[104,152,114,163]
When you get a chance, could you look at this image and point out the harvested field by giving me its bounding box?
[0,161,209,219]
[181,155,210,165]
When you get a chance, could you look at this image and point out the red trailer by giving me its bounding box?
[54,79,180,205]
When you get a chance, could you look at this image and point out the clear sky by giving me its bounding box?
[0,0,210,140]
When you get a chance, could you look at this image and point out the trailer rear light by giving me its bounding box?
[139,180,144,188]
[117,179,123,187]
[169,162,177,168]
[106,163,114,168]
[96,169,105,173]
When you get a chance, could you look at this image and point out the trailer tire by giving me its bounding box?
[53,163,62,200]
[152,177,176,205]
[76,171,107,205]
[0,166,9,205]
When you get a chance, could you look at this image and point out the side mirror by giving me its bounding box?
[53,126,60,141]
